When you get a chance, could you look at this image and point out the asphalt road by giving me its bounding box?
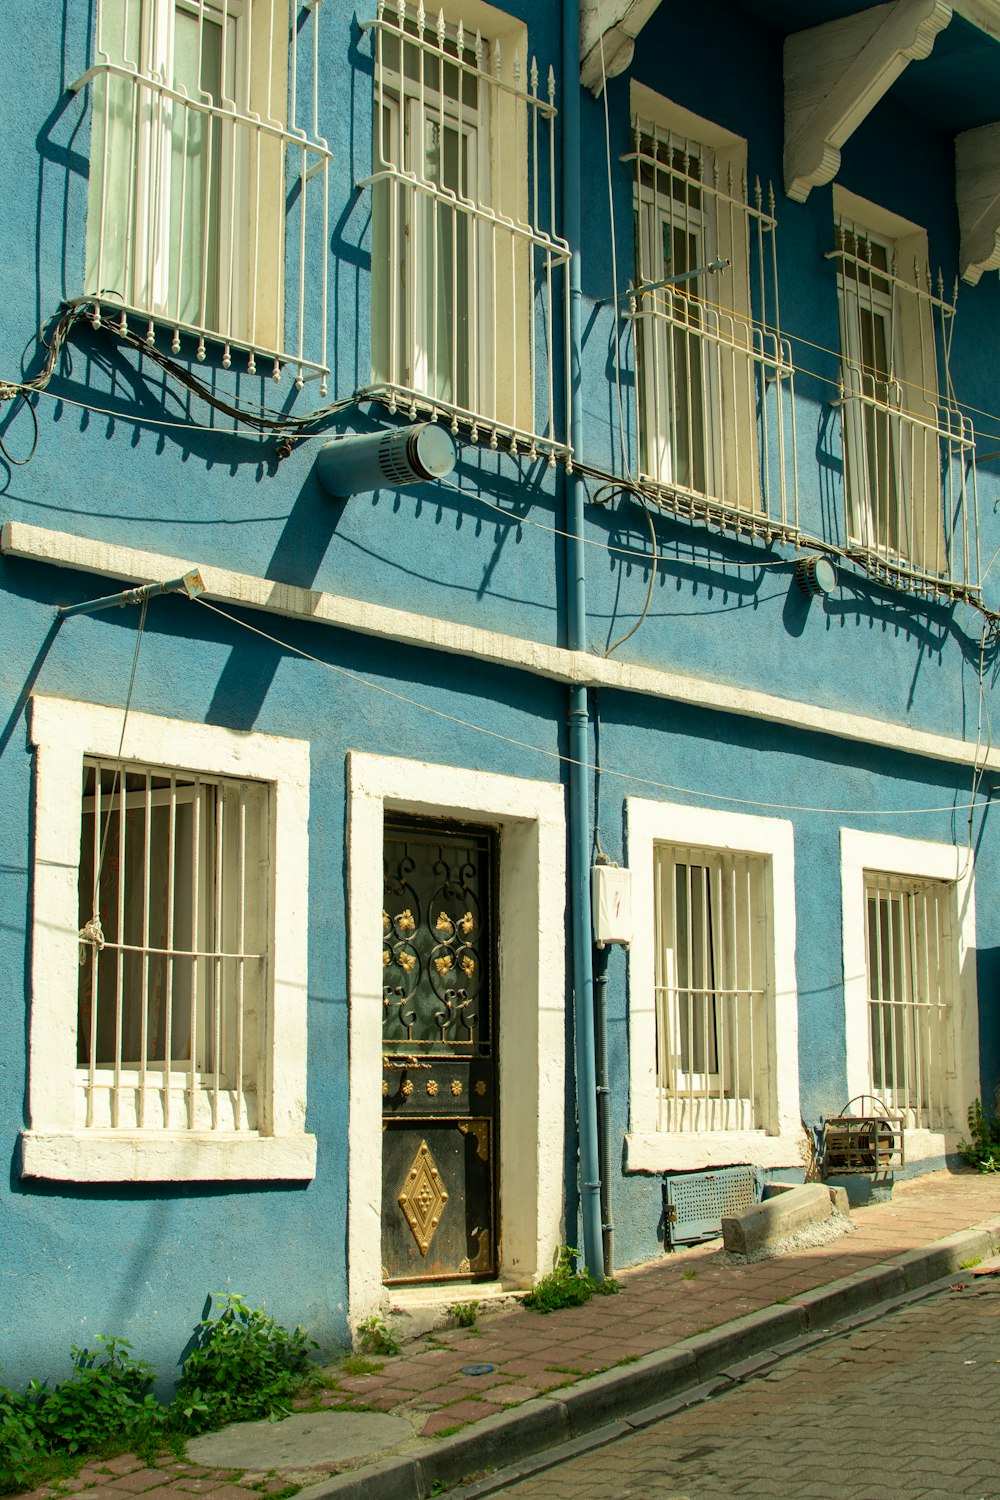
[479,1276,1000,1500]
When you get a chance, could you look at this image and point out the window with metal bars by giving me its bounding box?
[364,0,571,460]
[627,96,796,533]
[831,192,980,601]
[76,760,268,1134]
[653,844,772,1134]
[76,0,331,386]
[864,871,955,1131]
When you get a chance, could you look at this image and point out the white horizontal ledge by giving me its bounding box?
[625,1130,806,1174]
[2,518,994,774]
[20,1129,318,1182]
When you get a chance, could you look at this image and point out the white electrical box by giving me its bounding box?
[592,864,632,948]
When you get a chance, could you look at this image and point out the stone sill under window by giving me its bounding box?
[19,1130,317,1183]
[625,1130,806,1174]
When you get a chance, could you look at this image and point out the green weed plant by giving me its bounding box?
[0,1297,317,1495]
[959,1099,1000,1172]
[356,1316,400,1357]
[523,1247,619,1314]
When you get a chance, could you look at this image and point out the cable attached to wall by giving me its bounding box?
[77,597,149,959]
[193,593,991,821]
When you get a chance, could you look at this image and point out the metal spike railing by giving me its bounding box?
[360,0,571,463]
[624,118,799,544]
[73,0,331,391]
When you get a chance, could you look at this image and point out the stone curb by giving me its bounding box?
[296,1219,1000,1500]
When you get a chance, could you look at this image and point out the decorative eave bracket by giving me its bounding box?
[784,0,952,203]
[580,0,663,95]
[956,122,1000,284]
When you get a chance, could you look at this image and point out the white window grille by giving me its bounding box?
[77,760,269,1133]
[74,0,331,389]
[831,210,980,601]
[362,0,571,461]
[627,109,797,537]
[653,843,772,1134]
[864,871,955,1132]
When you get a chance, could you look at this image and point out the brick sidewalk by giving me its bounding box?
[15,1171,1000,1500]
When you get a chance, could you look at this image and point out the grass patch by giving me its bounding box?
[682,1269,697,1281]
[338,1356,384,1377]
[959,1256,983,1271]
[545,1365,585,1376]
[616,1354,639,1366]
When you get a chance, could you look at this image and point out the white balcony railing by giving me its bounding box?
[73,0,331,390]
[625,119,799,541]
[360,1,572,462]
[831,233,981,603]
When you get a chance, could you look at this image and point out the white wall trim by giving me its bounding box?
[346,752,566,1328]
[25,694,315,1182]
[4,520,995,776]
[839,827,979,1152]
[20,1131,317,1183]
[625,798,801,1173]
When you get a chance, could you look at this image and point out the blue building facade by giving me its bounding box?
[2,0,999,1387]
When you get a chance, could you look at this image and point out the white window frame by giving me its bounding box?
[79,0,332,384]
[626,798,802,1173]
[630,85,765,518]
[833,188,946,579]
[367,0,565,454]
[23,695,315,1183]
[840,827,979,1164]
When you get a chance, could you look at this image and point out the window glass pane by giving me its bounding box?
[170,8,224,330]
[84,0,143,304]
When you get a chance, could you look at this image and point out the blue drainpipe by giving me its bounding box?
[562,0,604,1282]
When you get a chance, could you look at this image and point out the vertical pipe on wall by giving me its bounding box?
[594,947,614,1275]
[563,0,604,1281]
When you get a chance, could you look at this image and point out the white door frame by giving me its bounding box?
[346,750,566,1326]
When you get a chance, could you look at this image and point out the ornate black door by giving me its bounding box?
[382,818,498,1284]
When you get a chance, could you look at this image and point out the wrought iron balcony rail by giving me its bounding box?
[359,0,572,463]
[624,121,799,543]
[72,0,331,391]
[829,234,981,604]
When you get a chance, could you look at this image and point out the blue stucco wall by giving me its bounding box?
[1,0,999,1388]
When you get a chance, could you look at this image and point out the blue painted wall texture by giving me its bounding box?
[1,0,999,1388]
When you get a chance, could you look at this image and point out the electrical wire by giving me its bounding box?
[0,392,39,466]
[78,597,149,953]
[0,298,358,443]
[597,27,634,486]
[438,474,793,572]
[5,299,998,629]
[604,495,658,656]
[193,594,991,820]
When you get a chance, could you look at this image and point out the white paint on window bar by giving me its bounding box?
[627,90,799,542]
[360,0,572,462]
[654,843,769,1135]
[626,797,803,1174]
[74,0,331,390]
[77,759,267,1136]
[831,189,981,602]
